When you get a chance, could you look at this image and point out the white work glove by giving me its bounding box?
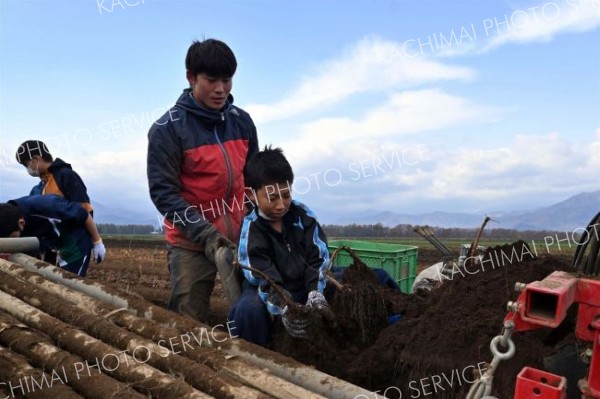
[305,290,334,321]
[92,240,106,263]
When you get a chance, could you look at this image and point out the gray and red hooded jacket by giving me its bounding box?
[147,89,258,251]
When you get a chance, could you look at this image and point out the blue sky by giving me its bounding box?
[1,0,599,225]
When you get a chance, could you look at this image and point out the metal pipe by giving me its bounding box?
[9,252,131,309]
[414,226,452,257]
[423,226,454,256]
[0,237,39,253]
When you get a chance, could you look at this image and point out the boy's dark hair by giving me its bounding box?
[15,140,53,165]
[0,203,22,237]
[185,39,237,78]
[245,146,294,190]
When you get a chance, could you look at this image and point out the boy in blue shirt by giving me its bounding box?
[228,147,329,346]
[228,147,398,347]
[0,195,105,277]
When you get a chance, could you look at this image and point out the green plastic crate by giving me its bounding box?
[327,240,418,294]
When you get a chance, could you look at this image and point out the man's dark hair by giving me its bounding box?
[0,203,22,237]
[15,140,53,165]
[245,146,294,190]
[185,39,237,78]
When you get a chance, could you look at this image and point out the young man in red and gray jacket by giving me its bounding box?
[147,39,259,323]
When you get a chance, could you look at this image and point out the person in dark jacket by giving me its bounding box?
[15,140,96,265]
[16,140,93,213]
[147,39,259,322]
[0,195,105,277]
[227,146,333,347]
[228,147,400,347]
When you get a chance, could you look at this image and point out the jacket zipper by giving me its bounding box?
[215,114,234,239]
[280,226,291,253]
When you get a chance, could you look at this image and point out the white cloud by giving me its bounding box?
[82,143,148,201]
[246,36,476,124]
[281,89,504,169]
[583,128,600,170]
[392,130,599,206]
[479,0,600,53]
[289,129,599,215]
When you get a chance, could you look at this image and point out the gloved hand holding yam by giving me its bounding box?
[306,290,335,321]
[266,286,293,310]
[214,246,243,304]
[281,305,312,340]
[239,263,325,339]
[204,233,236,263]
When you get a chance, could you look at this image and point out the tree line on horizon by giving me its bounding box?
[321,223,568,241]
[96,222,569,241]
[97,224,158,235]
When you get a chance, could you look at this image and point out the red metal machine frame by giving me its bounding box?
[504,271,600,398]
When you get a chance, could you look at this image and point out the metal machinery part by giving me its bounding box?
[470,271,599,398]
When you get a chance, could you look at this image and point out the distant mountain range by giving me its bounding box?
[93,201,159,227]
[93,190,599,232]
[322,190,600,231]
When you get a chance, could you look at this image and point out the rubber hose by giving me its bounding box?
[591,220,600,276]
[588,214,600,275]
[585,229,599,275]
[572,212,596,272]
[573,227,587,272]
[573,212,600,276]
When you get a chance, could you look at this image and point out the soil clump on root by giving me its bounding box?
[271,249,428,381]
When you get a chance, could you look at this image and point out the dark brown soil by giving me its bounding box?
[89,239,582,398]
[271,252,429,382]
[272,241,580,398]
[87,240,442,325]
